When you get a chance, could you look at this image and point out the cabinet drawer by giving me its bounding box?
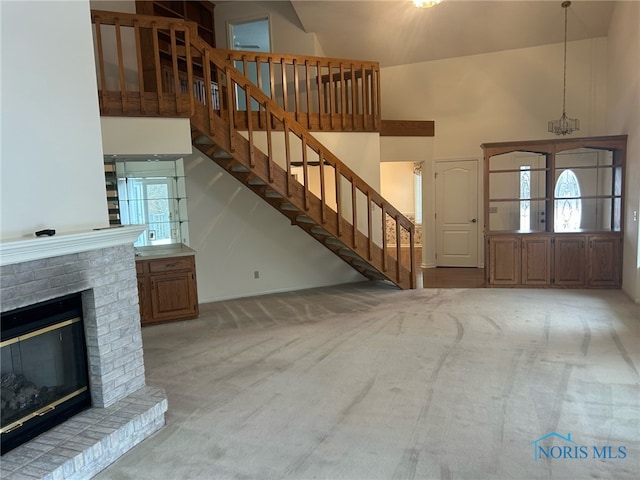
[148,256,194,273]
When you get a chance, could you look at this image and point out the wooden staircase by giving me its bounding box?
[189,119,405,287]
[91,10,416,289]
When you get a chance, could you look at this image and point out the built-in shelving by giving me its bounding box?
[482,135,626,288]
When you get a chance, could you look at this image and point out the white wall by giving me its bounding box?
[101,118,192,155]
[185,152,365,303]
[187,131,378,302]
[1,0,108,240]
[381,38,609,269]
[380,162,415,215]
[214,1,318,56]
[382,38,609,155]
[607,0,640,302]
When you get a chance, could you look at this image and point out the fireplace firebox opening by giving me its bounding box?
[1,292,91,455]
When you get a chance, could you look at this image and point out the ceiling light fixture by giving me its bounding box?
[548,1,579,136]
[413,0,442,8]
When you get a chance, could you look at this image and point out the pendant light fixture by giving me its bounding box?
[413,0,442,8]
[548,1,580,136]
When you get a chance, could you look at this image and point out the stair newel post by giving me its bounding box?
[395,215,401,283]
[169,25,181,114]
[203,49,215,136]
[133,20,146,114]
[245,84,255,168]
[225,66,236,152]
[381,204,388,272]
[409,223,416,289]
[284,118,292,197]
[305,61,312,130]
[367,192,373,261]
[93,16,108,113]
[114,18,128,113]
[339,63,346,130]
[265,104,274,183]
[184,25,195,116]
[151,22,163,114]
[335,165,343,237]
[318,147,327,224]
[317,61,324,130]
[302,135,309,211]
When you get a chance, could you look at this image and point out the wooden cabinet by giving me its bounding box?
[136,255,199,325]
[486,232,622,288]
[483,135,626,288]
[488,235,551,286]
[488,236,520,285]
[521,236,552,285]
[588,235,622,286]
[553,235,586,286]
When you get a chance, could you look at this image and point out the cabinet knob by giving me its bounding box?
[470,218,477,223]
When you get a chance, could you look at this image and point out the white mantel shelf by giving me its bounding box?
[0,226,146,266]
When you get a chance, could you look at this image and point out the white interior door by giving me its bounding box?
[228,17,271,109]
[435,159,479,267]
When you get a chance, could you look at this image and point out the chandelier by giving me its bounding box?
[413,0,442,8]
[548,1,580,136]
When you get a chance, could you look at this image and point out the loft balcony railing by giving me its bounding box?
[92,11,380,132]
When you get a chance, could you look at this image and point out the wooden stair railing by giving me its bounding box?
[91,10,416,289]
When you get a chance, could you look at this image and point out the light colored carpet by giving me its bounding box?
[95,283,640,480]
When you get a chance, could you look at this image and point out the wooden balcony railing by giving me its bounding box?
[91,10,414,288]
[219,50,380,132]
[91,11,381,131]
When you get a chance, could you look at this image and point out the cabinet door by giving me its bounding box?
[137,276,152,324]
[554,236,586,286]
[150,270,198,321]
[588,235,621,286]
[488,236,520,285]
[521,237,551,285]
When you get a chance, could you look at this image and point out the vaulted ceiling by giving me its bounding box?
[289,0,616,67]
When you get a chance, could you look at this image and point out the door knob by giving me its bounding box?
[470,219,477,223]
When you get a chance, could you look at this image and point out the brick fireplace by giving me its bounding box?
[0,227,167,479]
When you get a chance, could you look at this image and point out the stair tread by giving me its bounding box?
[311,226,331,236]
[324,237,344,246]
[295,215,316,224]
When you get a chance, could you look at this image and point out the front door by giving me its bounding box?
[435,159,478,267]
